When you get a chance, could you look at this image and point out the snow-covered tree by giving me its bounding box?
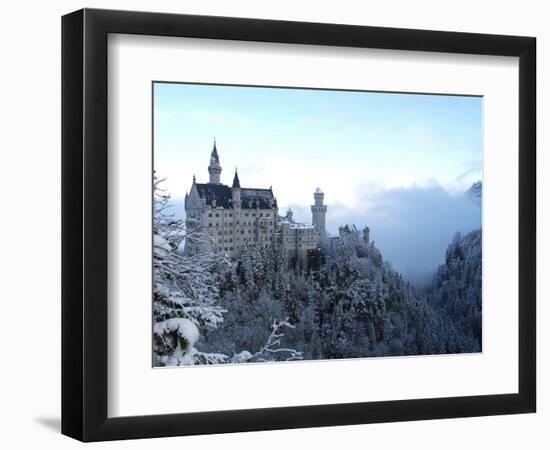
[153,175,232,365]
[427,229,482,352]
[153,175,301,366]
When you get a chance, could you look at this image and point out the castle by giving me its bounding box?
[184,141,327,261]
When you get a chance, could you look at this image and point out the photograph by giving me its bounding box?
[1,1,541,446]
[152,82,483,367]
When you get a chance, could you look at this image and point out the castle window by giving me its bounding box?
[215,213,219,217]
[245,213,249,217]
[208,213,212,217]
[260,213,263,217]
[209,223,212,227]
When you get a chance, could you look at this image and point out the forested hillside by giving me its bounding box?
[427,229,482,352]
[153,177,482,366]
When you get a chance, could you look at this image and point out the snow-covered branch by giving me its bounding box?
[230,318,303,363]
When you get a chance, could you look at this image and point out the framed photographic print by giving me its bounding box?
[61,8,536,442]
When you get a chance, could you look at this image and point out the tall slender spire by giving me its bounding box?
[211,138,219,162]
[208,139,222,184]
[231,167,241,209]
[232,167,240,188]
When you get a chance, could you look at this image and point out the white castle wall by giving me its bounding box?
[185,144,327,261]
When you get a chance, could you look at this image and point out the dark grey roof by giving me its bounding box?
[194,183,277,209]
[195,183,232,208]
[241,188,277,209]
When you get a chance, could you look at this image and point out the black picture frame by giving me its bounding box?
[61,8,536,442]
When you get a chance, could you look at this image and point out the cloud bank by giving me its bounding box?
[325,185,481,285]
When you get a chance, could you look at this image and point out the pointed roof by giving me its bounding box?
[232,168,240,188]
[211,139,219,163]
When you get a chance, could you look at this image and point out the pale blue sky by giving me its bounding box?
[154,82,482,281]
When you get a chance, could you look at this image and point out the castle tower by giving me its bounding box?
[232,168,241,209]
[311,187,327,234]
[286,207,293,222]
[208,140,222,184]
[363,226,370,244]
